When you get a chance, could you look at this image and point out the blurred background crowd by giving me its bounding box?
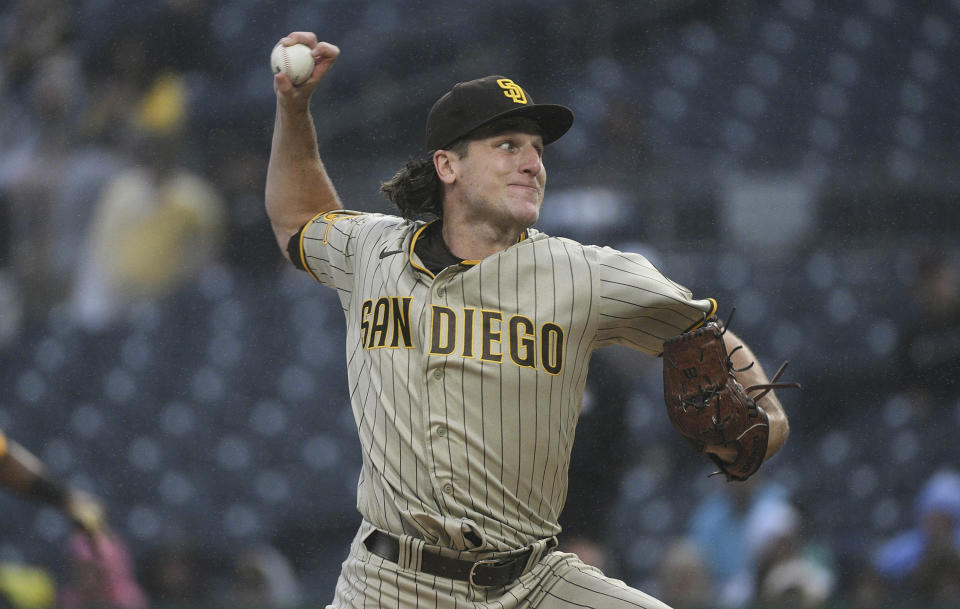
[1,0,959,607]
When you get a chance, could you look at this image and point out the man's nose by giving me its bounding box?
[519,143,543,175]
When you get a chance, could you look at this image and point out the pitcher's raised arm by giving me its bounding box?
[265,32,343,259]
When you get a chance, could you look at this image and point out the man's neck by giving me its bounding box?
[440,211,526,261]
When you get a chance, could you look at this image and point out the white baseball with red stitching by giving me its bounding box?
[270,43,314,86]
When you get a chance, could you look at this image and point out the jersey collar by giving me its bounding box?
[409,220,529,278]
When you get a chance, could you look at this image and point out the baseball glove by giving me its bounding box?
[662,315,799,481]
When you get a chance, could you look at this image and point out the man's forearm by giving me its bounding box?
[265,104,343,254]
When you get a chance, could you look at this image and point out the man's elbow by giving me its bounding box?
[270,222,297,264]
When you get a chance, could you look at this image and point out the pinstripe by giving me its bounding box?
[302,212,706,608]
[494,255,508,539]
[478,263,497,540]
[537,240,559,519]
[546,240,572,512]
[525,243,541,510]
[512,252,522,512]
[454,272,482,528]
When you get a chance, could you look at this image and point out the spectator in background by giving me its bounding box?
[653,538,712,609]
[70,77,225,330]
[139,538,210,604]
[687,477,834,607]
[750,500,834,608]
[223,544,303,609]
[0,49,122,321]
[687,479,784,606]
[873,468,960,602]
[7,1,225,334]
[77,28,158,149]
[60,531,148,609]
[0,0,70,90]
[896,250,960,413]
[78,0,214,147]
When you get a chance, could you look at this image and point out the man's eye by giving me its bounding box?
[498,141,514,150]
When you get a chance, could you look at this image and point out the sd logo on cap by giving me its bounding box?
[425,75,574,151]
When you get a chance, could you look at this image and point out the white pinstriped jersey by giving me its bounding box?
[296,210,716,552]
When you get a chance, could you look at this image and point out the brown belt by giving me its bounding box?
[363,529,556,588]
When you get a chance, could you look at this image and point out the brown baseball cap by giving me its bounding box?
[425,75,574,151]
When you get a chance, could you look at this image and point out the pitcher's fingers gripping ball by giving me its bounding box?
[662,317,800,480]
[270,42,315,85]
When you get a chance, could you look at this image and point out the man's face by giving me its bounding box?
[445,130,546,231]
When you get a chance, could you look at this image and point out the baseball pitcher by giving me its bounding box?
[265,32,791,609]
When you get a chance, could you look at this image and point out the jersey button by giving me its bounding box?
[442,483,454,495]
[437,426,447,437]
[436,288,445,298]
[433,369,443,380]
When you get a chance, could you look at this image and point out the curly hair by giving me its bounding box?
[379,156,445,220]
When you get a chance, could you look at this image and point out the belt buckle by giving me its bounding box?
[468,558,502,588]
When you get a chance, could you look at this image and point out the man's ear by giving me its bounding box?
[433,149,458,185]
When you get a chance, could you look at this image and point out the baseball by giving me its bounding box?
[270,42,315,86]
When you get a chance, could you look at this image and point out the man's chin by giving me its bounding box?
[513,202,541,228]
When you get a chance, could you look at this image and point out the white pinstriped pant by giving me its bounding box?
[327,521,673,609]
